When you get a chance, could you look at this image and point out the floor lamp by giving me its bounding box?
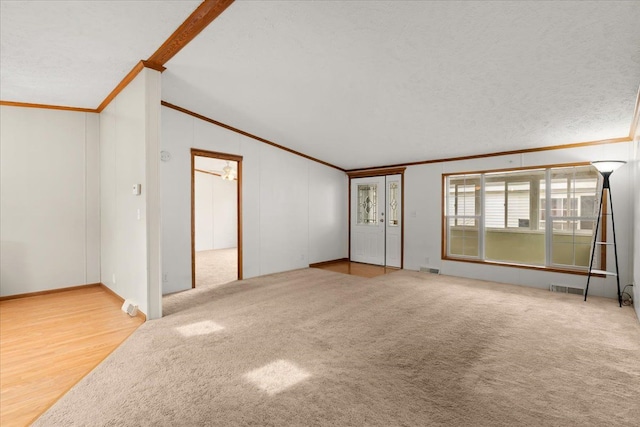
[585,160,626,307]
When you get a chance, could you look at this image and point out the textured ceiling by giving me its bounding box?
[2,1,639,169]
[0,0,200,108]
[163,0,640,169]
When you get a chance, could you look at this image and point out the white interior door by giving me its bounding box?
[385,174,402,268]
[351,176,386,265]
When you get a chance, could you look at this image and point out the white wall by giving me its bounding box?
[100,68,162,317]
[194,172,237,251]
[161,106,348,294]
[0,106,100,296]
[633,121,639,321]
[309,160,349,264]
[211,175,237,249]
[195,172,214,251]
[1,97,634,317]
[404,141,635,299]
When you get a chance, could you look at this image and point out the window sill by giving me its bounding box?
[441,256,604,277]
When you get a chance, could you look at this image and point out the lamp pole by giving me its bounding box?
[584,161,625,307]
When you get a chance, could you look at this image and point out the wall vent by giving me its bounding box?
[420,267,440,274]
[549,284,584,296]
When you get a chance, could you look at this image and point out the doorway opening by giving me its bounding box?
[348,168,405,268]
[191,149,243,289]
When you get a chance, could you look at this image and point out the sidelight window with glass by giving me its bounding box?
[388,182,399,226]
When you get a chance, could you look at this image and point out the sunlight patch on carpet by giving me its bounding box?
[244,360,311,395]
[175,320,224,337]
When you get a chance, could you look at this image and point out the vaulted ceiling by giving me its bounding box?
[2,1,639,170]
[0,0,201,108]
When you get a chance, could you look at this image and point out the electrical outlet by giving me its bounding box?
[112,273,116,284]
[163,273,168,283]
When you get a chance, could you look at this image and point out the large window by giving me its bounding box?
[444,164,600,271]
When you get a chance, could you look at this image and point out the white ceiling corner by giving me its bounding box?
[0,0,201,109]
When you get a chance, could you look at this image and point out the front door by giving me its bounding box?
[350,175,402,267]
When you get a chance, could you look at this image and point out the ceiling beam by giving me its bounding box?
[146,0,235,68]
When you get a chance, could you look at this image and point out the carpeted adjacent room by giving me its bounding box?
[34,269,640,426]
[196,248,238,288]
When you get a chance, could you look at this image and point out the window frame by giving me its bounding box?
[441,162,602,276]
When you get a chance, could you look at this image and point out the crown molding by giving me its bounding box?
[346,136,632,173]
[96,61,145,112]
[2,61,163,113]
[162,101,345,172]
[0,100,96,113]
[2,1,234,114]
[98,1,236,111]
[346,167,406,178]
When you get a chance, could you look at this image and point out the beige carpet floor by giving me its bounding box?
[195,248,238,288]
[163,248,238,316]
[34,269,640,426]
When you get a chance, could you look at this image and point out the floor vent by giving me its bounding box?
[420,267,440,274]
[550,284,584,295]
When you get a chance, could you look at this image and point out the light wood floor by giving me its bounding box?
[0,286,143,427]
[312,260,399,278]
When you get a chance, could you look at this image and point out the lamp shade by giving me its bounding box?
[591,160,626,174]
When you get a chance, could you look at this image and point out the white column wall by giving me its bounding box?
[632,122,640,321]
[100,68,162,317]
[144,68,162,320]
[0,106,100,296]
[404,141,635,299]
[161,106,348,294]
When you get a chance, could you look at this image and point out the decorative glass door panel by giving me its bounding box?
[385,175,402,267]
[388,182,399,226]
[357,184,378,225]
